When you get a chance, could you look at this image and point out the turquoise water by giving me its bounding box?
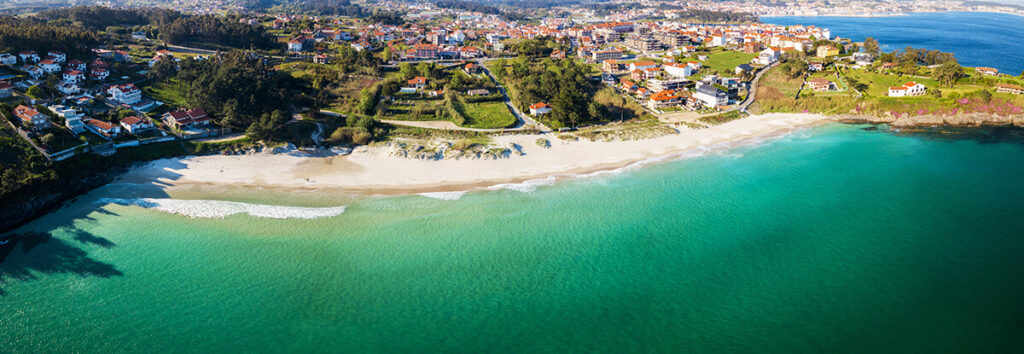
[2,124,1024,352]
[763,12,1024,74]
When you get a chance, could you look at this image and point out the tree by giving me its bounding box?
[1020,70,1024,79]
[933,61,964,87]
[977,89,992,103]
[415,61,433,78]
[26,85,45,99]
[40,133,55,147]
[398,62,416,79]
[863,37,880,56]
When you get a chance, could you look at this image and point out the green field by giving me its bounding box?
[698,50,757,75]
[461,101,517,129]
[144,79,187,107]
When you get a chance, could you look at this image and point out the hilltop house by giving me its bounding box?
[529,102,552,116]
[807,78,836,92]
[976,67,999,76]
[108,84,142,104]
[13,105,50,130]
[407,76,427,90]
[888,82,926,97]
[995,83,1024,95]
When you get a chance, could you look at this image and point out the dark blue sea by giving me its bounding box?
[763,12,1024,75]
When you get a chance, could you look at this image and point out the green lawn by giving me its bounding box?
[461,101,517,129]
[144,79,187,107]
[699,50,757,75]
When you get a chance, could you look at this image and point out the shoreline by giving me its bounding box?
[760,10,1024,19]
[118,113,831,198]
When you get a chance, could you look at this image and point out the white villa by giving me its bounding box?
[888,82,926,97]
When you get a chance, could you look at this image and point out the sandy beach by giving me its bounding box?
[120,113,830,195]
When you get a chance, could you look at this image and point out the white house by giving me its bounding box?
[407,76,427,90]
[49,105,86,133]
[21,65,43,79]
[90,67,109,81]
[63,70,84,83]
[38,59,61,73]
[19,51,39,63]
[108,84,142,104]
[888,82,926,97]
[57,81,80,95]
[529,102,552,116]
[67,59,86,71]
[694,83,728,107]
[853,52,874,67]
[86,119,121,137]
[663,63,694,78]
[0,53,16,65]
[756,47,780,65]
[46,51,66,63]
[120,115,155,134]
[288,39,304,52]
[629,60,657,72]
[13,105,50,130]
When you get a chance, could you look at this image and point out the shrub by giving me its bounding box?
[535,138,550,148]
[450,138,477,151]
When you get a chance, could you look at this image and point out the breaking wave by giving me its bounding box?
[486,176,557,193]
[98,198,347,219]
[418,191,468,200]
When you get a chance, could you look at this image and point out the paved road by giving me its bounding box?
[660,61,780,125]
[477,63,551,132]
[379,119,530,132]
[738,61,779,111]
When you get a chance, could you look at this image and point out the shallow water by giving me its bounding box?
[2,124,1024,352]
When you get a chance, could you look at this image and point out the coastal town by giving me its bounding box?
[1,2,1024,351]
[0,0,1023,231]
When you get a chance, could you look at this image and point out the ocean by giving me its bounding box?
[762,12,1024,75]
[3,123,1024,352]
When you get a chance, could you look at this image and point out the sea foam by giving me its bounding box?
[486,176,557,193]
[98,198,347,219]
[418,191,468,200]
